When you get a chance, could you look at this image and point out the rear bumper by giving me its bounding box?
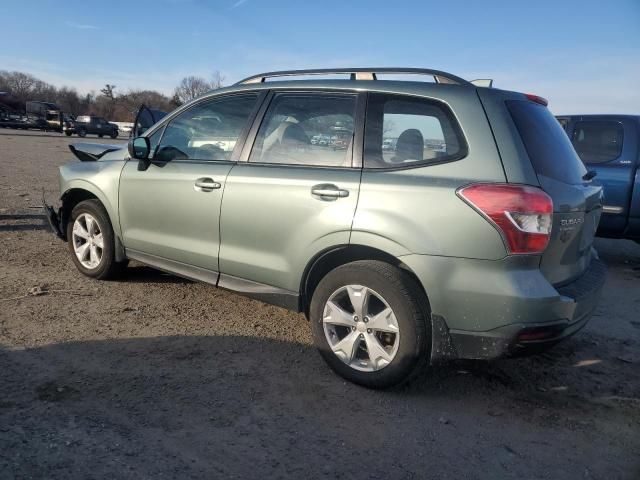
[449,258,606,359]
[400,253,607,361]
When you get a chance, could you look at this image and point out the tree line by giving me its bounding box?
[0,70,225,122]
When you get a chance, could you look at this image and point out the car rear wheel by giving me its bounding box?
[310,260,430,389]
[67,199,127,280]
[65,131,72,137]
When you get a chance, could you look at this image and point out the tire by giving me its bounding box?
[65,131,72,137]
[110,131,118,139]
[98,134,104,138]
[310,260,430,389]
[78,128,87,138]
[66,199,127,280]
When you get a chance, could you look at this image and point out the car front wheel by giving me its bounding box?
[66,199,127,280]
[77,128,86,137]
[310,260,430,389]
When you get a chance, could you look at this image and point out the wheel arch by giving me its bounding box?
[300,244,430,319]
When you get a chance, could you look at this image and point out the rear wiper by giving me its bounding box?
[583,170,597,181]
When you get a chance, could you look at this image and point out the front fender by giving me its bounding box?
[59,161,126,237]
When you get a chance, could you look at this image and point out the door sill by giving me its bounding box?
[218,273,300,312]
[125,249,301,312]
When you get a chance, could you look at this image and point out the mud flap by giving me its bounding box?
[430,314,459,363]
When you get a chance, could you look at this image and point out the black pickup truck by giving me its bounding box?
[558,114,640,242]
[71,116,119,138]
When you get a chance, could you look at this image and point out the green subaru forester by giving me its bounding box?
[45,68,606,388]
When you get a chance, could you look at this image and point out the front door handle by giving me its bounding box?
[194,177,221,192]
[311,184,350,199]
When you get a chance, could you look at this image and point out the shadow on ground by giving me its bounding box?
[0,334,638,479]
[120,265,192,284]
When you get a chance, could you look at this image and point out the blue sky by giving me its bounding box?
[3,0,639,114]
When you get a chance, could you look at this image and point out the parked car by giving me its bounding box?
[44,68,605,389]
[73,115,119,138]
[63,116,76,136]
[111,122,134,136]
[382,138,395,150]
[557,115,640,242]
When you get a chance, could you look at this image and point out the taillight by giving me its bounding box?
[457,184,553,255]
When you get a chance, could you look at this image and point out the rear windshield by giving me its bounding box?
[507,100,587,184]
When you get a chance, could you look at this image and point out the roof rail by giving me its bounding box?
[236,68,472,86]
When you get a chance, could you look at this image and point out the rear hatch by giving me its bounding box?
[506,97,603,285]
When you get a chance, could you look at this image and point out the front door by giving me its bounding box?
[119,92,261,276]
[219,91,364,292]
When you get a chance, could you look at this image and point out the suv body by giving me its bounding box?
[73,115,119,138]
[557,114,640,241]
[44,68,606,388]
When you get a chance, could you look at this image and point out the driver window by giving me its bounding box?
[155,93,258,162]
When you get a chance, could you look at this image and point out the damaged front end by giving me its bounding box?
[42,189,65,240]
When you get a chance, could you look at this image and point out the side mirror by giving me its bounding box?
[128,136,150,159]
[128,137,151,171]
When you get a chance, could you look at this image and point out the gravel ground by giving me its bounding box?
[1,129,639,479]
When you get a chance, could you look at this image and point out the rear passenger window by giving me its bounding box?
[249,93,356,168]
[571,121,624,164]
[364,94,466,169]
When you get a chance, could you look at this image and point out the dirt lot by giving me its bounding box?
[0,129,639,479]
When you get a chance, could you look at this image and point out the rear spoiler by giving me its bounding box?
[470,79,493,88]
[69,143,122,162]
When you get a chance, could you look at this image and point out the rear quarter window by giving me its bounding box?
[507,100,587,184]
[364,93,467,169]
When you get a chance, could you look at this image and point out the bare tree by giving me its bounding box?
[100,84,116,100]
[383,119,396,137]
[114,89,176,121]
[173,76,210,104]
[97,84,118,118]
[173,71,225,105]
[1,71,38,102]
[210,71,225,89]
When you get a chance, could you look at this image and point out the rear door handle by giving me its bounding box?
[311,184,349,199]
[194,177,221,192]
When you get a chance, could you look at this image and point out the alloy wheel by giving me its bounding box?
[322,285,400,372]
[72,213,103,269]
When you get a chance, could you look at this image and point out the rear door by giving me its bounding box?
[567,117,637,235]
[218,90,364,293]
[505,98,603,285]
